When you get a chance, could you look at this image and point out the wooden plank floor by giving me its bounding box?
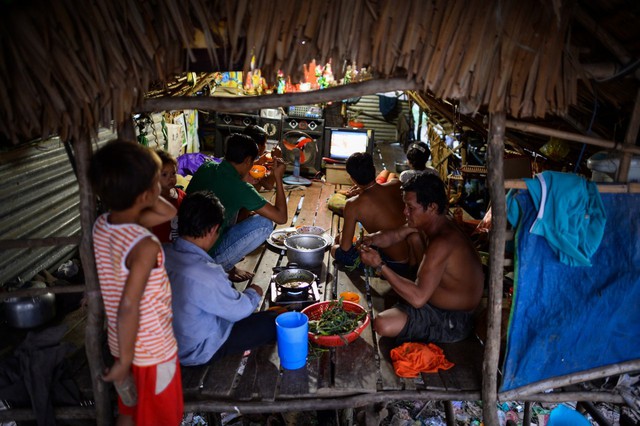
[1,145,482,421]
[184,178,484,406]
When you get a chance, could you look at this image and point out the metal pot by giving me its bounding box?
[3,293,56,328]
[284,234,329,269]
[274,268,316,299]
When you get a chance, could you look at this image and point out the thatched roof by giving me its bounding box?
[1,0,638,147]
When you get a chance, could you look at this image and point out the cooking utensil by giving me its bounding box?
[284,234,330,269]
[274,267,316,299]
[295,225,328,235]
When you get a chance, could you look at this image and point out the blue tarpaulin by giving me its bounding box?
[501,191,640,392]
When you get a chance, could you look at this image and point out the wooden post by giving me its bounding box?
[117,116,136,142]
[482,112,507,426]
[72,136,112,425]
[616,88,640,183]
[523,401,532,426]
[444,400,456,426]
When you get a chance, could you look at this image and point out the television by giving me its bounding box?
[323,127,375,162]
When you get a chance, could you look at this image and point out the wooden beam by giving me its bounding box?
[505,120,640,155]
[181,390,482,414]
[616,88,640,182]
[501,392,624,404]
[505,180,640,193]
[72,136,112,426]
[0,285,85,301]
[498,359,640,401]
[574,7,632,65]
[483,112,506,426]
[139,78,421,113]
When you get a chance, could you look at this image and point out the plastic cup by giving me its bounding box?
[276,312,309,370]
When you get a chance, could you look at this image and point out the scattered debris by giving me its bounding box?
[181,400,630,425]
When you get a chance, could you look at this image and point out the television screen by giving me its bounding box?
[326,128,373,161]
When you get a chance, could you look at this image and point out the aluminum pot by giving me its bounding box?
[274,268,316,299]
[3,292,56,329]
[284,234,329,269]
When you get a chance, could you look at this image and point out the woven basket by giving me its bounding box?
[301,301,370,347]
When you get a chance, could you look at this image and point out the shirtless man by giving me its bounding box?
[330,152,421,278]
[359,173,484,343]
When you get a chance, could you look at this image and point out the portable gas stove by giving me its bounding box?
[269,269,321,309]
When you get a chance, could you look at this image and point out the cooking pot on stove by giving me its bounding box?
[284,234,329,269]
[274,267,316,299]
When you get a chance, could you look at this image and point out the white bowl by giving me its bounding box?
[296,225,325,235]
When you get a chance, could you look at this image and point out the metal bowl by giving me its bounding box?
[284,234,329,269]
[3,293,56,328]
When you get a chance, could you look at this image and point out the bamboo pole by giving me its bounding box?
[483,112,507,426]
[505,180,640,193]
[72,136,112,426]
[0,236,81,249]
[616,88,640,182]
[505,120,640,156]
[140,78,421,113]
[574,7,632,65]
[518,392,622,404]
[498,359,640,401]
[182,390,482,415]
[0,285,85,301]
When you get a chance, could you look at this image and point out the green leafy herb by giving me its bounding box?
[308,299,366,336]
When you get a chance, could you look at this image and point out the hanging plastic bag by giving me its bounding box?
[540,137,570,161]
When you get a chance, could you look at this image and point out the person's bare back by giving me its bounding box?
[343,181,411,262]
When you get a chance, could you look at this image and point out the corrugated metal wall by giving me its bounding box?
[347,94,410,143]
[0,128,116,286]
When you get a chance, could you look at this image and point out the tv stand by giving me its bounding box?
[324,163,352,185]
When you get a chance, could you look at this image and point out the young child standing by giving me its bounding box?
[89,140,183,425]
[151,149,186,243]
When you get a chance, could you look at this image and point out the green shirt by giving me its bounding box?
[187,160,267,249]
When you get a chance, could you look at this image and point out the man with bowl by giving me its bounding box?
[358,173,484,344]
[187,133,287,282]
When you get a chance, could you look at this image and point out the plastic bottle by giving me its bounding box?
[114,374,138,407]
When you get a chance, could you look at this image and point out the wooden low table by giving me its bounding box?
[0,181,484,424]
[180,182,484,423]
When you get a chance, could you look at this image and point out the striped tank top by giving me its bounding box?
[93,213,177,366]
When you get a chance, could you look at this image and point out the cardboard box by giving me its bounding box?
[325,164,351,185]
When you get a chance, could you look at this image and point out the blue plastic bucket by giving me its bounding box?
[548,404,590,426]
[276,312,309,370]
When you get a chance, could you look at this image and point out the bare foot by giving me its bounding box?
[227,266,254,282]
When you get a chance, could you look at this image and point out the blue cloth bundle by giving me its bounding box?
[501,190,640,392]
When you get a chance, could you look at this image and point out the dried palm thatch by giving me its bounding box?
[1,0,576,145]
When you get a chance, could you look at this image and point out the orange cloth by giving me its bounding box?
[390,342,454,378]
